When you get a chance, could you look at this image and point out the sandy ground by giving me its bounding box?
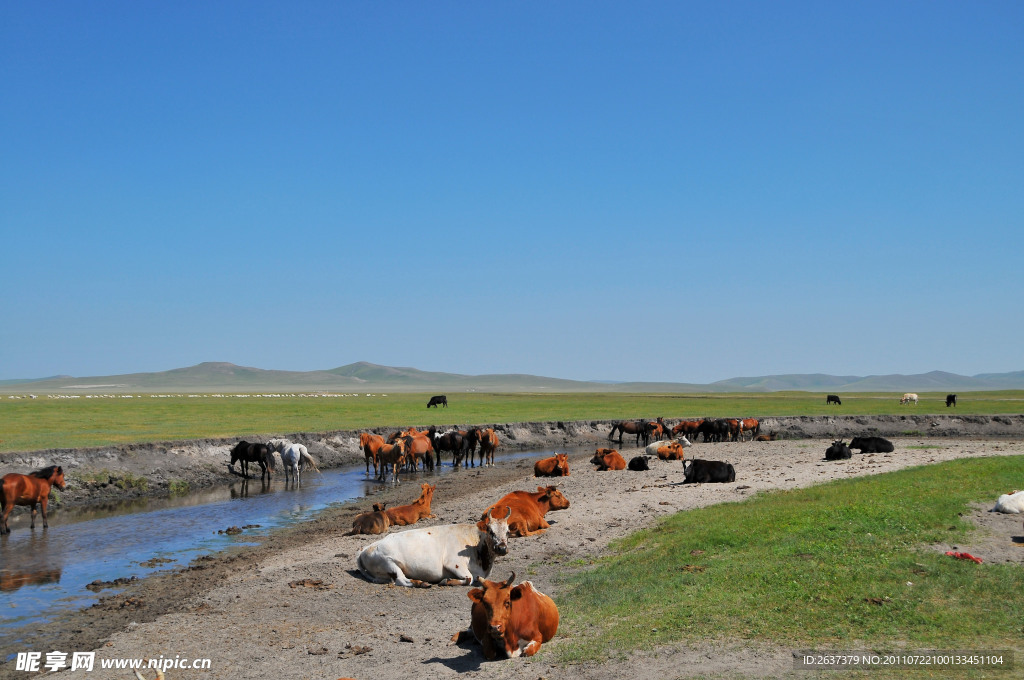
[7,433,1021,680]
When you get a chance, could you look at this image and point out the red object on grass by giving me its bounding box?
[945,551,983,564]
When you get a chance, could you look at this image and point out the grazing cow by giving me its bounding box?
[754,431,778,442]
[900,393,919,405]
[826,394,841,406]
[384,483,436,526]
[608,420,644,446]
[534,453,570,477]
[946,393,957,408]
[478,429,499,467]
[356,506,512,587]
[672,419,704,439]
[427,395,448,408]
[376,441,406,483]
[682,459,736,484]
[344,502,392,536]
[480,486,570,537]
[627,455,651,471]
[464,572,559,659]
[591,449,626,471]
[824,440,852,460]
[992,490,1024,514]
[359,432,386,477]
[848,436,895,454]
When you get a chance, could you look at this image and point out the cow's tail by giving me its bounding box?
[300,451,321,473]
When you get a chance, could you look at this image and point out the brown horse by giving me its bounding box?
[401,434,435,472]
[359,432,386,477]
[478,429,499,467]
[1,465,66,534]
[608,420,644,446]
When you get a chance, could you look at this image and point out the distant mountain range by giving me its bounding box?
[1,362,1022,393]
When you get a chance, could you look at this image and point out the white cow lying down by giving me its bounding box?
[992,490,1024,514]
[645,437,691,456]
[356,507,511,587]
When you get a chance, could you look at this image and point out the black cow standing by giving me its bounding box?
[946,394,957,407]
[426,395,448,408]
[826,394,841,406]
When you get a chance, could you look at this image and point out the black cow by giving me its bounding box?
[826,394,841,406]
[427,395,448,408]
[848,436,895,453]
[946,394,957,408]
[627,455,651,471]
[683,459,736,483]
[824,440,852,460]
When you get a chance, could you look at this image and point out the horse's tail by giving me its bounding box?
[300,451,321,473]
[264,450,276,472]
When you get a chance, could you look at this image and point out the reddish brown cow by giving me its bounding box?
[478,428,499,466]
[656,441,686,461]
[359,432,386,476]
[385,483,436,526]
[479,486,570,537]
[344,502,392,536]
[754,431,778,442]
[591,449,626,471]
[464,571,559,659]
[533,453,570,477]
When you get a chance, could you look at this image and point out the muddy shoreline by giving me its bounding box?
[2,414,1022,511]
[1,415,1022,679]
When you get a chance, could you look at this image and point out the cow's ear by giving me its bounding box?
[468,589,483,603]
[537,486,545,493]
[510,585,524,601]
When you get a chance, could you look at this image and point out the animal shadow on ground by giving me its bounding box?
[424,634,485,672]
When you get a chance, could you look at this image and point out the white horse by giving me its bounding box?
[267,439,321,483]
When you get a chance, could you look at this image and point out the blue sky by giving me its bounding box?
[2,2,1021,383]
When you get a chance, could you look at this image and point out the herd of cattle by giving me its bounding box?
[826,393,958,407]
[336,415,919,659]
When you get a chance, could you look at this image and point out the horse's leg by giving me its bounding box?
[29,502,37,529]
[0,502,10,534]
[40,497,49,529]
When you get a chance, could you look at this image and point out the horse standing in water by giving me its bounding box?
[229,441,275,482]
[267,439,321,483]
[1,465,66,534]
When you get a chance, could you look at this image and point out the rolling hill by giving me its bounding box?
[1,362,1022,394]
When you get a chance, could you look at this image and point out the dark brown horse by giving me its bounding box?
[608,420,644,446]
[229,441,275,482]
[1,465,66,534]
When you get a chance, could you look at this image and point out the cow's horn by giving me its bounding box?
[503,505,512,520]
[504,571,516,587]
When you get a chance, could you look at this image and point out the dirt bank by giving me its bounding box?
[2,426,1022,680]
[2,415,1022,511]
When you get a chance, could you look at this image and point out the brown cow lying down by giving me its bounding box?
[591,448,626,471]
[479,486,570,537]
[534,453,570,477]
[655,441,686,461]
[385,483,436,526]
[344,502,391,536]
[455,571,559,659]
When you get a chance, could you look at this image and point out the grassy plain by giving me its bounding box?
[555,456,1024,671]
[1,390,1023,453]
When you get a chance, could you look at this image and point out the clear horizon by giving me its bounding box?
[3,2,1022,383]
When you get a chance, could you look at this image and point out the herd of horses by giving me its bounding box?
[359,425,500,483]
[608,417,765,446]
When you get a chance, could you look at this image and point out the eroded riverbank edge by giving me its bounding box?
[2,414,1023,510]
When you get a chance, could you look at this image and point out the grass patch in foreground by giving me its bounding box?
[555,456,1024,663]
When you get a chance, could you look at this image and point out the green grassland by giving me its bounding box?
[0,390,1022,453]
[554,456,1024,672]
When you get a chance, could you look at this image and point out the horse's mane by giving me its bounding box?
[30,465,60,478]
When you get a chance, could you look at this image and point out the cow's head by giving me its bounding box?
[484,506,512,556]
[468,571,518,641]
[418,483,436,502]
[372,502,387,512]
[555,453,569,474]
[537,486,570,510]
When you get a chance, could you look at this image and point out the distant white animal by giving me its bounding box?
[993,490,1024,514]
[356,506,512,587]
[899,393,919,405]
[266,439,320,483]
[644,437,692,456]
